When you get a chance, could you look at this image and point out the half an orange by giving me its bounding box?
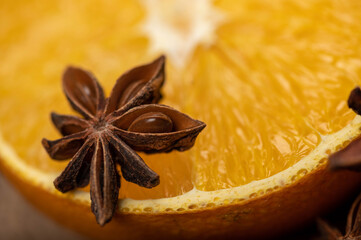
[1,0,361,239]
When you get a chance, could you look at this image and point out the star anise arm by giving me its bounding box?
[42,131,89,160]
[53,138,94,192]
[63,67,106,119]
[51,112,90,136]
[345,193,361,238]
[348,87,361,115]
[317,219,343,240]
[105,56,165,116]
[111,104,206,153]
[107,131,159,188]
[90,137,120,226]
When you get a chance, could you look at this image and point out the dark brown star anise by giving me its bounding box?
[318,193,361,240]
[41,56,206,226]
[329,87,361,171]
[319,86,361,239]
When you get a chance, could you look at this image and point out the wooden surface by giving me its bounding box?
[0,172,86,240]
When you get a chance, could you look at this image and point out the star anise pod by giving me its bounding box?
[41,56,206,226]
[329,87,361,171]
[318,193,361,240]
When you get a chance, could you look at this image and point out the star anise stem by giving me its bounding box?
[42,56,206,226]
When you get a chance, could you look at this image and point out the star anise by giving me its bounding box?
[318,86,361,239]
[41,56,206,226]
[318,193,361,240]
[329,87,361,171]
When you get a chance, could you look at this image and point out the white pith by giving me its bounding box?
[140,0,224,68]
[1,116,360,213]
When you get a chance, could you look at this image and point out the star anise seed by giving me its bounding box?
[128,112,173,133]
[318,193,361,240]
[42,56,206,226]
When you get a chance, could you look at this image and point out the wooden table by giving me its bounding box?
[0,172,86,240]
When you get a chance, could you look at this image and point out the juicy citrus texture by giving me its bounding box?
[1,0,361,203]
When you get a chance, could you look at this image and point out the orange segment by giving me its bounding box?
[187,50,322,190]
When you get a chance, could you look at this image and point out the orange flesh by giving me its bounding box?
[0,0,361,200]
